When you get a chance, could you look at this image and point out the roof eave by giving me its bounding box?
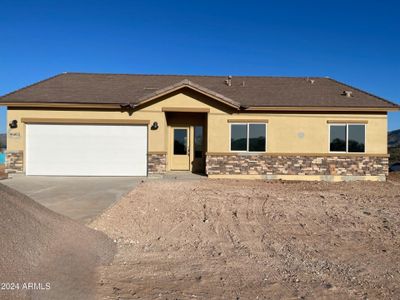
[1,102,398,112]
[0,102,121,108]
[243,106,400,112]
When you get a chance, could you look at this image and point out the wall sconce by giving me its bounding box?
[9,120,18,129]
[151,121,159,130]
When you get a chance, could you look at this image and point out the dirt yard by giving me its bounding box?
[90,178,400,299]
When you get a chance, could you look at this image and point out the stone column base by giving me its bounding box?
[6,151,24,174]
[148,153,167,174]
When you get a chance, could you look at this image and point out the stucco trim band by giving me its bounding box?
[206,152,389,158]
[326,120,368,124]
[21,118,150,125]
[208,174,386,182]
[148,151,167,155]
[227,119,269,123]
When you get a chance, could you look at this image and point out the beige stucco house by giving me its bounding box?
[0,73,398,181]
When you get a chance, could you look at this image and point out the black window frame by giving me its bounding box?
[230,123,267,152]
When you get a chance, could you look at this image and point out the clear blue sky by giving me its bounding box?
[1,0,399,132]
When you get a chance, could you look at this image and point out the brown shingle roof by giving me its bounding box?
[0,72,398,109]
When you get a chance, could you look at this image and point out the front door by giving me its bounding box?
[171,127,190,170]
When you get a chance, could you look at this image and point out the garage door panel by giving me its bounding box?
[26,124,147,176]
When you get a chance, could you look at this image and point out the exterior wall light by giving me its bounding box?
[151,121,159,130]
[9,120,18,129]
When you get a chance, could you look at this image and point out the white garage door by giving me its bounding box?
[26,124,147,176]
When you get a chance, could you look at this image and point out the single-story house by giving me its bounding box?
[0,73,398,181]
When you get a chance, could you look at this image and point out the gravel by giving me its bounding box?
[0,183,116,300]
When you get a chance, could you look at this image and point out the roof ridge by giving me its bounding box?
[62,72,325,79]
[0,73,65,99]
[327,77,399,107]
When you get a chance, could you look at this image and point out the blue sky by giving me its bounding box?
[0,0,399,132]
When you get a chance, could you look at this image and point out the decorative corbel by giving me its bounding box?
[120,103,137,116]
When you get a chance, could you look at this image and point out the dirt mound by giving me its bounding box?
[91,179,400,299]
[0,183,116,300]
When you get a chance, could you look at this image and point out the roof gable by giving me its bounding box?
[132,79,240,110]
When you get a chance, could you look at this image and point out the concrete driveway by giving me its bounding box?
[2,175,145,223]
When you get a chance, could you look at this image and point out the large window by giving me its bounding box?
[230,123,266,152]
[329,124,365,153]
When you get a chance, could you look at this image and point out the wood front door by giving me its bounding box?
[170,127,190,170]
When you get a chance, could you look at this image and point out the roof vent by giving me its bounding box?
[225,75,232,86]
[306,78,315,84]
[342,90,353,97]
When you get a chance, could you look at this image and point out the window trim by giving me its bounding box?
[229,122,267,153]
[328,123,366,153]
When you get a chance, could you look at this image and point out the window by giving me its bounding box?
[329,124,365,153]
[230,123,266,152]
[330,125,346,152]
[194,126,203,158]
[174,128,187,155]
[231,124,247,151]
[348,125,365,152]
[249,124,266,152]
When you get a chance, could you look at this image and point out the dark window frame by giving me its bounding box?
[230,123,267,152]
[329,123,366,153]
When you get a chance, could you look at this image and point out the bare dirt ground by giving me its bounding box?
[90,178,400,299]
[0,183,115,300]
[388,172,400,184]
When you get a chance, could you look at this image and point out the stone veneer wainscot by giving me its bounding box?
[147,153,167,174]
[6,150,24,174]
[206,154,389,177]
[6,151,168,175]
